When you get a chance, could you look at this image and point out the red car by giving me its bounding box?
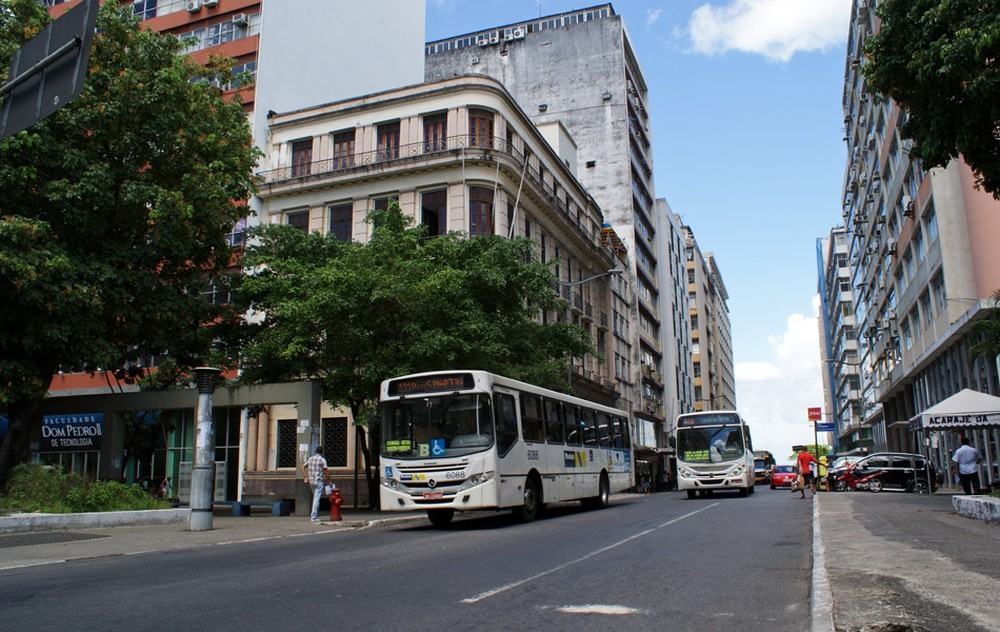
[770,465,798,489]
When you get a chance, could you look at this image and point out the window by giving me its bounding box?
[333,130,355,169]
[277,420,297,468]
[290,139,312,177]
[328,203,352,242]
[563,404,582,446]
[132,0,157,21]
[913,228,925,261]
[920,291,933,328]
[469,186,494,235]
[543,399,564,444]
[520,394,545,443]
[377,121,400,161]
[321,417,349,467]
[469,109,494,148]
[924,203,938,243]
[420,189,447,237]
[494,393,519,456]
[371,196,398,212]
[580,408,598,446]
[286,210,309,231]
[423,113,447,152]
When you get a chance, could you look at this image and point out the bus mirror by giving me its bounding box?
[668,436,676,449]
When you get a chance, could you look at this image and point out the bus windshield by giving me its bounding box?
[381,393,494,459]
[678,425,746,464]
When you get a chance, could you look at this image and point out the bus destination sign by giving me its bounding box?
[387,373,475,396]
[677,412,740,427]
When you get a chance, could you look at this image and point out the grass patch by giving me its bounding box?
[0,464,171,514]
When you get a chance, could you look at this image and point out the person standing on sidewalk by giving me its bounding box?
[302,446,330,522]
[952,437,982,495]
[795,447,818,499]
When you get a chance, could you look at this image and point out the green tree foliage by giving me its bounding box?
[968,289,1000,366]
[864,0,1000,197]
[0,1,259,488]
[237,202,596,503]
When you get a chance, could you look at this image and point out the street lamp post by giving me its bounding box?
[555,268,624,387]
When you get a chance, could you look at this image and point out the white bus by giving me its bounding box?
[674,410,755,498]
[379,370,633,526]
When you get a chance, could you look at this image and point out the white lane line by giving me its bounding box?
[552,604,648,615]
[461,503,720,604]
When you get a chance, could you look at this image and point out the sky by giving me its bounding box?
[425,0,853,460]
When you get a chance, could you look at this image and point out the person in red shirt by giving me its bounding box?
[795,448,818,499]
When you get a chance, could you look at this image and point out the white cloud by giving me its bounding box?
[687,0,852,62]
[647,8,663,27]
[735,298,825,460]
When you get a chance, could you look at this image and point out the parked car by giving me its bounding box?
[834,452,936,494]
[770,464,798,489]
[825,455,864,491]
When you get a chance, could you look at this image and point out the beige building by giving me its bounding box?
[255,74,631,410]
[685,227,735,412]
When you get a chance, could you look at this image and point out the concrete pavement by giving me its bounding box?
[2,492,998,631]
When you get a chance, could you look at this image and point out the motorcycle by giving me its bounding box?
[833,466,885,492]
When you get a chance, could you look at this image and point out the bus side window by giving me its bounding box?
[596,412,612,447]
[494,392,519,456]
[563,404,582,446]
[544,398,564,444]
[520,393,545,443]
[581,408,598,446]
[611,415,624,449]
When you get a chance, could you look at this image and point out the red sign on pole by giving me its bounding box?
[807,407,822,421]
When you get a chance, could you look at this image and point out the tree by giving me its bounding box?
[237,202,596,505]
[863,0,1000,197]
[0,2,259,489]
[968,289,1000,371]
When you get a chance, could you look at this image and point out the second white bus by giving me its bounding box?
[379,370,633,526]
[674,410,756,498]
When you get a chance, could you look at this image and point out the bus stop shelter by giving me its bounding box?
[909,389,1000,491]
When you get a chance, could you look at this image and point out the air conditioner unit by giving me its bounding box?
[232,13,248,26]
[478,36,490,47]
[887,239,897,256]
[904,199,916,218]
[512,27,526,39]
[202,0,218,6]
[489,32,501,45]
[185,0,201,12]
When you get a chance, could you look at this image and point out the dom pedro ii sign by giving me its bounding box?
[41,414,103,451]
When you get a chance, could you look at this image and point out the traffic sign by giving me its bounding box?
[816,423,835,432]
[807,406,822,421]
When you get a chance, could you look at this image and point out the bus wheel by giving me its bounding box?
[686,490,697,499]
[427,509,454,527]
[584,473,610,510]
[514,478,540,523]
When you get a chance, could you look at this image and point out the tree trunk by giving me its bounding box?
[0,397,43,491]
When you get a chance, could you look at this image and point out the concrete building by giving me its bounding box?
[817,227,866,454]
[424,5,694,477]
[685,227,735,412]
[833,0,1000,480]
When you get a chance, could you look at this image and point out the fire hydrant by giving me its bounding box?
[328,484,343,522]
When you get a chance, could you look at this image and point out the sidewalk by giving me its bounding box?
[0,508,422,571]
[815,491,1000,632]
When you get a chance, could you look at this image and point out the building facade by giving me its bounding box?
[684,227,735,412]
[423,5,695,477]
[832,0,1000,479]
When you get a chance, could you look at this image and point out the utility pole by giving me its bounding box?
[189,367,222,532]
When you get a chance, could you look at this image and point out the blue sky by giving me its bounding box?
[426,0,853,458]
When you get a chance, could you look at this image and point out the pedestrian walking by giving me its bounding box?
[301,446,330,522]
[158,476,172,500]
[794,447,818,499]
[952,437,982,495]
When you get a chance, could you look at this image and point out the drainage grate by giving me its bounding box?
[0,531,109,549]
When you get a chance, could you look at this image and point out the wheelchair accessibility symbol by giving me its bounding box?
[431,438,446,457]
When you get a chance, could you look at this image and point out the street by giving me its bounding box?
[0,489,812,632]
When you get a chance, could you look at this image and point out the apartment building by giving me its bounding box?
[817,227,866,454]
[685,227,735,413]
[424,5,692,469]
[834,0,1000,475]
[256,74,629,398]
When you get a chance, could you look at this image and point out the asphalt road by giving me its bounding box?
[0,488,813,632]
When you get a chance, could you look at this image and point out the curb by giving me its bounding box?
[952,494,1000,525]
[811,495,835,632]
[0,508,189,534]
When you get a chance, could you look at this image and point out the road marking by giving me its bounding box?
[548,604,648,615]
[461,503,719,604]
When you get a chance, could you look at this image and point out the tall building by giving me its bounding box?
[832,0,1000,476]
[817,227,866,454]
[424,5,691,476]
[684,227,735,412]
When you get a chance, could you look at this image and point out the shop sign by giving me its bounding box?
[41,413,103,451]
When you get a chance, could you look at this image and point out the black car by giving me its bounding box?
[835,452,936,493]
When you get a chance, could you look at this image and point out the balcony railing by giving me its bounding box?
[256,134,603,250]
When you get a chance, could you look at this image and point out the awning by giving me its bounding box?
[908,388,1000,431]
